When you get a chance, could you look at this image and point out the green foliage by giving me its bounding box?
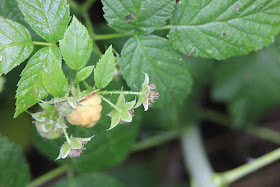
[41,47,68,97]
[17,0,70,42]
[94,45,116,88]
[15,47,61,117]
[0,17,34,75]
[102,0,175,34]
[76,66,94,82]
[119,34,192,107]
[55,173,123,187]
[212,43,280,125]
[0,135,30,187]
[169,0,280,60]
[60,16,93,70]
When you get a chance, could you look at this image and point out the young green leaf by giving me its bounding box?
[94,45,116,88]
[169,0,280,60]
[119,35,192,107]
[15,47,61,117]
[0,17,34,75]
[108,94,136,130]
[76,66,94,82]
[0,135,30,187]
[212,43,280,125]
[42,48,68,97]
[17,0,70,42]
[101,0,175,34]
[59,16,93,70]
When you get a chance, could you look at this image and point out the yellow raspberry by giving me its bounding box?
[67,94,102,127]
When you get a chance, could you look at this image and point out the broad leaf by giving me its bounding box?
[170,0,280,60]
[17,0,70,42]
[94,45,116,88]
[76,66,94,82]
[15,47,61,117]
[0,135,30,187]
[101,0,176,34]
[119,35,192,107]
[42,48,68,97]
[59,16,93,70]
[212,43,280,125]
[0,17,33,75]
[55,173,123,187]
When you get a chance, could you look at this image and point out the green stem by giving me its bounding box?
[214,146,280,186]
[81,12,102,57]
[81,0,97,10]
[63,126,71,143]
[132,125,190,152]
[194,108,280,145]
[32,41,54,46]
[94,33,133,41]
[156,25,173,30]
[82,81,93,91]
[100,95,121,112]
[181,123,218,187]
[27,164,70,187]
[99,90,142,95]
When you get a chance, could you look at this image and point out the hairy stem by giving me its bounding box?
[63,127,71,143]
[27,164,70,187]
[100,95,121,112]
[99,90,142,95]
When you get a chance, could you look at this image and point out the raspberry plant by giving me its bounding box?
[0,0,280,186]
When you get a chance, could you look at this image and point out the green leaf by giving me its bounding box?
[169,0,280,60]
[108,94,136,130]
[119,35,192,107]
[0,17,34,75]
[94,45,116,88]
[76,66,94,82]
[59,16,93,70]
[0,134,30,187]
[55,173,123,187]
[17,0,70,42]
[15,47,61,117]
[212,43,280,125]
[42,47,68,97]
[0,76,5,93]
[101,0,176,34]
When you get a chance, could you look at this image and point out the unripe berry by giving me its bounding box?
[67,94,102,127]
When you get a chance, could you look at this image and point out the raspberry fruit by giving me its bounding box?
[67,94,102,127]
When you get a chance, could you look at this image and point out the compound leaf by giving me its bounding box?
[102,0,176,34]
[170,0,280,60]
[59,16,93,70]
[94,45,116,88]
[0,135,30,187]
[0,17,33,75]
[15,47,61,117]
[17,0,70,42]
[42,47,67,97]
[119,34,192,107]
[212,43,280,125]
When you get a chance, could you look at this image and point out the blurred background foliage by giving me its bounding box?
[1,0,280,186]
